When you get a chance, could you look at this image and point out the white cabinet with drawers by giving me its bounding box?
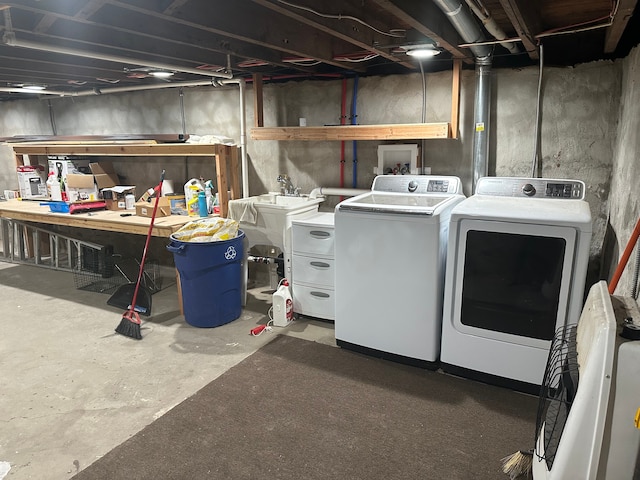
[291,212,335,320]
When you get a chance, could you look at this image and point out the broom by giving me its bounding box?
[115,170,165,340]
[501,449,533,479]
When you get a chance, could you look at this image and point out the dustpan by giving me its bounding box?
[107,282,153,316]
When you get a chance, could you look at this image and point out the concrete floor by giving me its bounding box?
[0,262,336,479]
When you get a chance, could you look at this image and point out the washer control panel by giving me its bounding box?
[372,175,463,194]
[476,177,585,200]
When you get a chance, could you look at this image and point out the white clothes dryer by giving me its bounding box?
[334,175,465,368]
[440,177,592,393]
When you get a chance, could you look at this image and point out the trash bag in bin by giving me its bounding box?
[167,230,244,328]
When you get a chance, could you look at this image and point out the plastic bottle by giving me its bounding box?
[198,191,208,217]
[187,196,199,217]
[272,279,293,327]
[204,180,214,214]
[184,178,204,211]
[46,172,63,201]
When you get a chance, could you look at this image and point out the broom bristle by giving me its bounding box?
[115,316,142,340]
[501,450,533,479]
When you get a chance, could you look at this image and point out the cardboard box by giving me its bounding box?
[66,173,99,203]
[16,165,47,199]
[102,186,136,211]
[47,157,91,184]
[89,161,120,189]
[135,197,171,218]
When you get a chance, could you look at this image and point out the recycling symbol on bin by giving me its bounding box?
[224,246,237,260]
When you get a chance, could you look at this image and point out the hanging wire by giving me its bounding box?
[531,43,544,178]
[632,242,640,299]
[419,60,427,174]
[276,0,405,38]
[47,99,57,135]
[179,87,186,138]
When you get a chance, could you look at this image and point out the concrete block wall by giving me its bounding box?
[0,52,636,294]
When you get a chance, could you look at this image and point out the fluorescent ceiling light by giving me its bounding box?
[21,85,46,91]
[402,44,441,58]
[149,71,174,78]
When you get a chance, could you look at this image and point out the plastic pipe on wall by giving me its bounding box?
[309,187,367,199]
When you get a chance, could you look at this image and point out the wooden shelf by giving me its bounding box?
[250,60,461,141]
[250,123,451,141]
[8,141,240,218]
[10,142,234,157]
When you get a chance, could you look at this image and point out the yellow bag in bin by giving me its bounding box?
[173,218,239,243]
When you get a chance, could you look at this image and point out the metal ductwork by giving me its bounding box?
[433,0,493,192]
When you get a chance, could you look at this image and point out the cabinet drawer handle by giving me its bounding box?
[310,261,330,269]
[310,230,331,239]
[310,291,330,299]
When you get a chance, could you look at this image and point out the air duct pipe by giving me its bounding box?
[1,35,233,80]
[433,0,493,192]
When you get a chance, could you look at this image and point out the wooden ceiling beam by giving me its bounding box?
[109,0,367,72]
[251,0,416,70]
[498,0,540,59]
[605,0,638,53]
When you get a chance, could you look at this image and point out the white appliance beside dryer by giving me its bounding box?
[440,177,592,393]
[334,175,465,368]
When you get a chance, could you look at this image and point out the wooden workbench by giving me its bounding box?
[8,140,241,218]
[0,199,194,237]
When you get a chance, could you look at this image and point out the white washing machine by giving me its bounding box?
[334,175,465,368]
[440,177,592,393]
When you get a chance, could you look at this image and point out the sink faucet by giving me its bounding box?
[277,174,300,196]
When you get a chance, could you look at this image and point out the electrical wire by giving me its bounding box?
[459,0,619,48]
[632,241,640,299]
[47,99,57,136]
[531,43,544,178]
[334,54,379,63]
[276,0,405,38]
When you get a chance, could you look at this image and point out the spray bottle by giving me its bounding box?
[272,279,293,327]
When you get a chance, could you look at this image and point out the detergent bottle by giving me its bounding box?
[272,279,293,327]
[184,178,204,216]
[187,186,200,216]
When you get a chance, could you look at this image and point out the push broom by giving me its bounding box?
[115,170,165,340]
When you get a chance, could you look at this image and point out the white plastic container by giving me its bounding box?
[46,172,62,201]
[272,279,293,327]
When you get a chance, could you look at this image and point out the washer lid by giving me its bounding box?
[338,191,461,215]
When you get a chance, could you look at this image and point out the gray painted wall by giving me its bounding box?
[0,51,635,295]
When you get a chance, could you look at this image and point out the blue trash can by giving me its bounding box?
[167,231,244,328]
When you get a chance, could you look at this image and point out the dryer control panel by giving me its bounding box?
[475,177,585,200]
[372,175,463,195]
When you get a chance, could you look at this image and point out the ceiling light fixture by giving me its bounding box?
[401,44,441,58]
[21,85,46,91]
[149,71,174,78]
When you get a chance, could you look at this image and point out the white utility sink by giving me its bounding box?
[253,193,324,210]
[231,193,325,279]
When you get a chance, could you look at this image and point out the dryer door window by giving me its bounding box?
[452,220,577,348]
[461,230,565,340]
